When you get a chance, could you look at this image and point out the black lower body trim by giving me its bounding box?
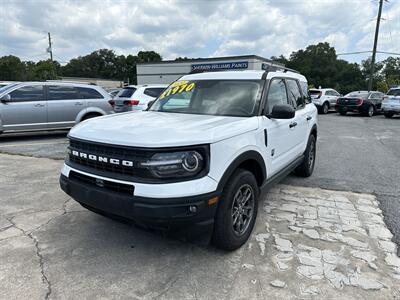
[59,174,219,232]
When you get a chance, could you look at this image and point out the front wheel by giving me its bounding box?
[295,134,316,177]
[384,112,394,118]
[213,169,259,251]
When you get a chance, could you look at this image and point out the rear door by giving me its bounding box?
[76,86,110,112]
[46,85,86,128]
[1,84,47,131]
[286,79,309,155]
[261,78,299,176]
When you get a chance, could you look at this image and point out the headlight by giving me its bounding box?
[139,151,205,178]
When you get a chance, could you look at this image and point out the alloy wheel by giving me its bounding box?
[231,184,255,236]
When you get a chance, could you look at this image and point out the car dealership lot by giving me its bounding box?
[1,113,399,299]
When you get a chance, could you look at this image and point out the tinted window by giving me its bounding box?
[286,79,304,109]
[48,85,79,100]
[266,79,288,114]
[118,87,136,98]
[325,90,333,96]
[144,88,165,98]
[387,88,400,96]
[309,90,321,95]
[345,92,369,98]
[77,87,103,99]
[9,85,44,102]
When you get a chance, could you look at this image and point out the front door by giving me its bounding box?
[1,84,47,131]
[261,78,299,176]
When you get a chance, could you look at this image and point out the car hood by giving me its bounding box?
[69,111,259,147]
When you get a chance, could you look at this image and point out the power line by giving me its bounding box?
[337,50,400,56]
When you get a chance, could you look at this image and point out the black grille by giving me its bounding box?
[69,171,134,195]
[68,138,154,179]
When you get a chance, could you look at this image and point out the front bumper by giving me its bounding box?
[59,171,219,231]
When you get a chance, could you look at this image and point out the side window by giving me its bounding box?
[266,79,288,114]
[286,79,304,109]
[325,90,331,96]
[143,88,165,98]
[48,85,79,100]
[9,85,44,102]
[333,90,340,97]
[299,81,311,104]
[76,87,103,99]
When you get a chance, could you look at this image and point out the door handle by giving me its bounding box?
[289,122,297,128]
[34,103,44,107]
[306,116,312,121]
[74,102,83,106]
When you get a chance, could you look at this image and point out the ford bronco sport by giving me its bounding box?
[59,67,318,250]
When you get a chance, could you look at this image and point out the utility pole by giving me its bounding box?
[47,32,57,77]
[47,32,53,62]
[368,0,384,91]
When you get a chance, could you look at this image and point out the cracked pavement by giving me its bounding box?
[1,154,399,299]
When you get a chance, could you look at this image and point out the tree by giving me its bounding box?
[0,55,25,80]
[137,51,162,63]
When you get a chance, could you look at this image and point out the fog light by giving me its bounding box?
[189,205,197,213]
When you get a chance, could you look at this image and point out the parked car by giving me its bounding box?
[309,88,340,114]
[336,91,385,117]
[0,82,113,134]
[59,67,318,250]
[111,84,167,112]
[108,88,121,98]
[382,86,400,118]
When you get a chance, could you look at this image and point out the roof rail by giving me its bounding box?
[189,68,233,74]
[262,65,300,74]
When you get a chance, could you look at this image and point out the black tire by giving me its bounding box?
[339,111,347,116]
[319,102,329,114]
[213,169,259,251]
[295,134,316,177]
[82,113,101,121]
[384,112,394,118]
[364,105,374,117]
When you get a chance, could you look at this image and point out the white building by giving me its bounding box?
[136,55,281,85]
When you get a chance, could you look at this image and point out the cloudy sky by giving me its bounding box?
[1,0,399,64]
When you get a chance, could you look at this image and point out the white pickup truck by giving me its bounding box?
[59,67,318,250]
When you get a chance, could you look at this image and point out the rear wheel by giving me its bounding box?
[213,169,259,251]
[319,102,329,114]
[295,134,316,177]
[384,112,394,118]
[365,105,374,117]
[82,113,101,121]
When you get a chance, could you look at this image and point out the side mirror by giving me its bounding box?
[146,100,155,110]
[0,94,11,103]
[267,104,295,119]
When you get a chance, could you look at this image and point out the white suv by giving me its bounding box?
[112,84,167,112]
[309,88,340,114]
[59,68,318,250]
[382,86,400,118]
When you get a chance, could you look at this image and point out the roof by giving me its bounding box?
[137,55,278,65]
[181,70,306,82]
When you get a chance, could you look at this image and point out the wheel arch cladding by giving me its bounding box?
[311,124,317,139]
[217,151,266,190]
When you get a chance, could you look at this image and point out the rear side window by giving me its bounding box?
[266,79,288,114]
[48,85,79,100]
[118,87,136,98]
[9,85,44,102]
[76,87,103,99]
[286,79,304,109]
[143,88,165,98]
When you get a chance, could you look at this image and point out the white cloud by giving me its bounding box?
[0,0,398,64]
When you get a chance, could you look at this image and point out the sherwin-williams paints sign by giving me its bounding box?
[191,61,248,71]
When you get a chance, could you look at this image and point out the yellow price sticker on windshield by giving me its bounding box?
[159,81,195,100]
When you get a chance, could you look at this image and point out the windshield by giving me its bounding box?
[387,88,400,96]
[0,83,19,94]
[149,80,263,117]
[344,92,369,98]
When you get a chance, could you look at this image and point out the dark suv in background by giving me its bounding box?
[336,91,386,117]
